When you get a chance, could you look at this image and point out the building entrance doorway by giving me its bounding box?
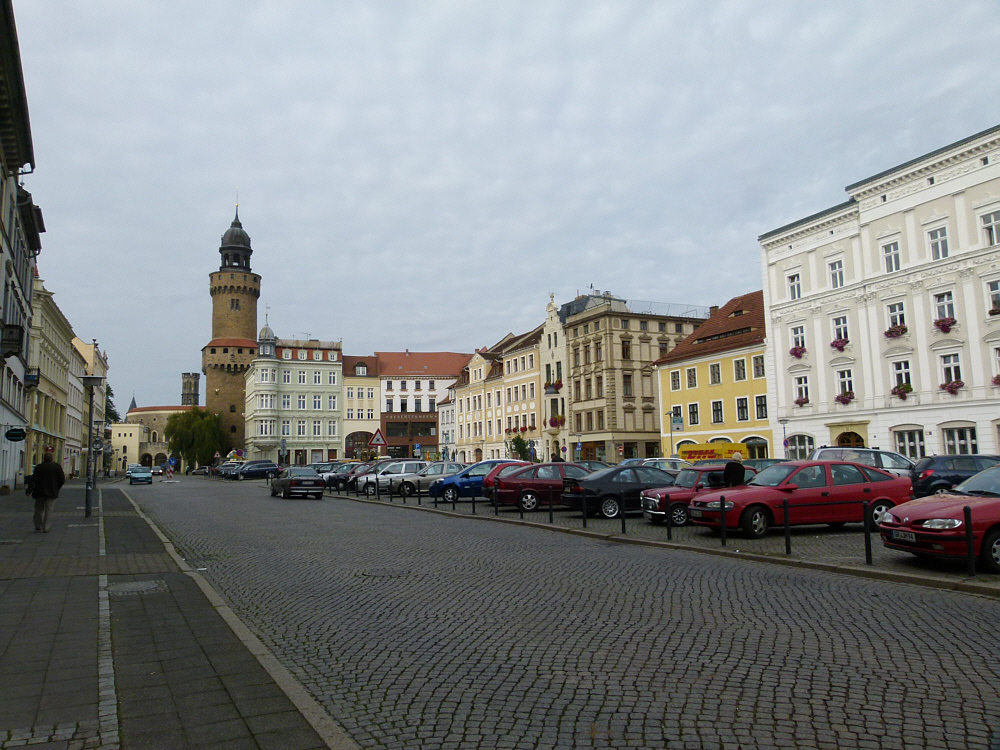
[836,432,865,448]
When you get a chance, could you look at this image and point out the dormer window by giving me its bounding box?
[357,365,367,376]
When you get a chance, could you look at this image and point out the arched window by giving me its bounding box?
[151,431,157,443]
[786,435,815,460]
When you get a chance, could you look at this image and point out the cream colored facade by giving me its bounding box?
[26,278,73,470]
[343,357,380,458]
[761,124,1000,460]
[539,297,569,460]
[73,337,109,474]
[110,422,146,474]
[562,293,708,463]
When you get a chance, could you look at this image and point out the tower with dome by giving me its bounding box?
[201,209,261,450]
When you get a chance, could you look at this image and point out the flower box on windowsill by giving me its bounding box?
[890,383,913,400]
[793,396,810,407]
[990,307,1000,317]
[830,338,850,353]
[834,391,855,406]
[933,317,957,334]
[884,324,908,339]
[789,346,807,359]
[993,374,1000,387]
[939,379,964,395]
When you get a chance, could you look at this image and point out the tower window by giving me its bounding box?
[230,405,236,412]
[230,426,236,433]
[230,299,241,311]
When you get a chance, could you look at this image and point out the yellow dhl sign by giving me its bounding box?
[677,442,743,461]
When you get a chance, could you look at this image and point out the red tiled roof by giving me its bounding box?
[375,351,473,378]
[655,291,766,365]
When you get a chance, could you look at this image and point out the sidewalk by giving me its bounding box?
[0,480,355,750]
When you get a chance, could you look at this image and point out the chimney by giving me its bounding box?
[709,305,719,315]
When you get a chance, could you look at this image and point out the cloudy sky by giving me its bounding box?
[12,1,1000,411]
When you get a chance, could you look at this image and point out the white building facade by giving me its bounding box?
[761,124,1000,460]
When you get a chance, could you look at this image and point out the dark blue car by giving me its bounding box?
[429,459,515,502]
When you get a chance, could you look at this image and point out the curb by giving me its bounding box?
[121,488,360,750]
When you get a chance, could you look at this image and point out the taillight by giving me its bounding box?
[918,469,935,480]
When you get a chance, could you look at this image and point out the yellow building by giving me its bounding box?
[654,291,773,459]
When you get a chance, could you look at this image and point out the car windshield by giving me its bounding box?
[951,466,1000,496]
[673,469,701,488]
[289,467,319,476]
[748,464,799,487]
[585,467,617,481]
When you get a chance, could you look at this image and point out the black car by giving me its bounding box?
[236,460,281,480]
[910,454,1000,497]
[270,467,325,499]
[561,465,679,519]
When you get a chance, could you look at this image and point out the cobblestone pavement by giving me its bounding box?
[132,478,1000,749]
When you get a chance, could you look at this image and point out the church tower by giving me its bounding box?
[201,209,260,450]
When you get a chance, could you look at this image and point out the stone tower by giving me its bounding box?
[201,209,260,449]
[181,373,200,406]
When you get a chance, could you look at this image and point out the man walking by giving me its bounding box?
[29,448,65,533]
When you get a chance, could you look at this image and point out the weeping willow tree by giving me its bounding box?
[164,408,226,468]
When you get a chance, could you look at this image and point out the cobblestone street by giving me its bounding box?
[132,479,1000,749]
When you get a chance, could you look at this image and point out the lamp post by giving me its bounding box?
[82,375,104,517]
[778,417,789,459]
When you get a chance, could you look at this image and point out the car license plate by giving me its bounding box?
[892,530,916,542]
[689,509,703,518]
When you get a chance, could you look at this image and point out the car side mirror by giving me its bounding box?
[695,482,705,490]
[780,484,799,492]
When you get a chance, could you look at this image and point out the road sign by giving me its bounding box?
[214,452,221,458]
[368,429,387,447]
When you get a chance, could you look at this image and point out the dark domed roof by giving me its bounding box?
[258,324,275,341]
[221,209,251,249]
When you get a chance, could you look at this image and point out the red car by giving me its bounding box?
[688,460,912,538]
[641,464,756,526]
[481,460,531,500]
[494,462,591,512]
[879,465,1000,573]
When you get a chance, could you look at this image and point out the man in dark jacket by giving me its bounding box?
[723,451,745,488]
[29,448,65,533]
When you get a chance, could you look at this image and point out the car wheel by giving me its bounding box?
[314,493,323,500]
[599,496,621,519]
[443,487,460,503]
[363,483,376,497]
[399,482,415,497]
[869,499,893,526]
[282,487,291,499]
[740,505,769,538]
[518,491,540,512]
[670,503,689,527]
[979,528,1000,574]
[270,486,277,497]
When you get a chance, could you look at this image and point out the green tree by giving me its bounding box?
[105,384,121,423]
[509,435,532,462]
[164,408,226,467]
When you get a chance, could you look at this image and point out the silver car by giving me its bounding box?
[393,461,467,498]
[357,460,429,496]
[807,447,914,477]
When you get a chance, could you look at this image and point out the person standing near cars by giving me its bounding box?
[724,451,745,488]
[28,447,66,533]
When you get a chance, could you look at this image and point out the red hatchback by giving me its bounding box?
[879,465,1000,572]
[481,460,531,501]
[689,460,912,538]
[641,464,756,527]
[494,462,592,512]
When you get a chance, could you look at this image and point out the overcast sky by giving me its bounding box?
[12,1,1000,411]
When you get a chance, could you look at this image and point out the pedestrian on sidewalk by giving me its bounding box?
[27,447,65,533]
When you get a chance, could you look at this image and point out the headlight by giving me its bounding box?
[922,518,962,530]
[704,500,735,510]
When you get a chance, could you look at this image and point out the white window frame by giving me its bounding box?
[829,259,844,289]
[887,302,906,327]
[928,226,949,260]
[883,241,901,273]
[934,291,955,320]
[832,316,849,341]
[788,273,801,301]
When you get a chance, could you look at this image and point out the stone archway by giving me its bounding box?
[836,431,865,448]
[345,431,373,458]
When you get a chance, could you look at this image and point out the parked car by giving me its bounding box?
[270,467,325,499]
[393,462,467,498]
[642,458,691,472]
[235,460,281,480]
[689,460,912,538]
[807,447,914,477]
[910,454,1000,497]
[125,463,142,477]
[429,459,515,502]
[642,464,757,526]
[561,464,680,519]
[744,458,786,472]
[128,466,153,485]
[210,462,239,478]
[576,460,611,472]
[357,460,429,496]
[481,460,532,500]
[879,465,1000,572]
[189,466,209,475]
[328,461,368,490]
[494,462,592,512]
[618,458,645,466]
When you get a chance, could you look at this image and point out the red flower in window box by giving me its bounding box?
[793,396,810,406]
[884,324,908,339]
[834,391,855,406]
[939,379,964,395]
[890,383,913,400]
[830,338,849,352]
[519,426,528,432]
[933,317,957,334]
[789,346,806,359]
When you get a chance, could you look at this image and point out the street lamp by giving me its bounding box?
[82,375,105,517]
[778,418,789,459]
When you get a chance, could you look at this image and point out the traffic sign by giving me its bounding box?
[368,429,387,447]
